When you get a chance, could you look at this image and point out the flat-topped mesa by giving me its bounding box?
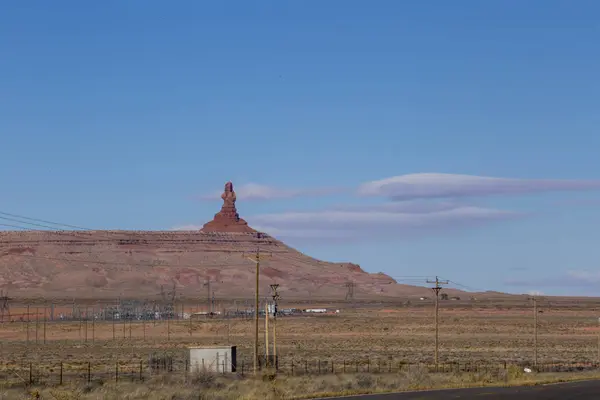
[200,181,256,233]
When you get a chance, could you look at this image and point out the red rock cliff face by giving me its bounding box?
[0,181,422,300]
[200,181,256,233]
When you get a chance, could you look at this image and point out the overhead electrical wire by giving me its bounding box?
[2,210,488,294]
[0,211,92,231]
[0,211,277,248]
[0,211,271,272]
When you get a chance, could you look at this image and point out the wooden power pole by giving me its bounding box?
[597,317,600,367]
[534,297,538,368]
[264,301,269,364]
[204,279,212,314]
[243,247,271,375]
[528,295,541,369]
[426,276,448,368]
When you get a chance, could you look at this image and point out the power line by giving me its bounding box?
[0,210,279,248]
[0,215,85,232]
[0,211,286,272]
[7,253,253,270]
[441,278,484,293]
[0,211,91,231]
[0,223,33,230]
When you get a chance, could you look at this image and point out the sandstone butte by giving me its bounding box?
[0,182,465,301]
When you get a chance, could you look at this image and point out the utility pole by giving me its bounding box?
[204,279,212,314]
[528,295,540,369]
[35,307,39,344]
[426,276,448,369]
[43,305,47,345]
[26,304,30,345]
[243,247,271,375]
[91,306,95,344]
[84,306,88,343]
[345,281,355,303]
[212,291,215,315]
[264,301,269,365]
[597,317,600,366]
[534,297,538,369]
[270,284,280,369]
[0,290,10,322]
[112,301,116,341]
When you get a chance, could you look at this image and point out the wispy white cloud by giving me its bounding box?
[170,224,202,231]
[245,203,521,240]
[357,173,600,200]
[185,172,600,241]
[173,199,521,240]
[505,270,600,289]
[196,173,600,203]
[198,183,345,201]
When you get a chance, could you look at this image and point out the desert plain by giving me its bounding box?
[2,297,600,369]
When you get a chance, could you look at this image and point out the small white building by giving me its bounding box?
[305,308,327,313]
[189,346,237,373]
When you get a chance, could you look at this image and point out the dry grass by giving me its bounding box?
[2,301,600,400]
[2,304,600,367]
[2,367,600,400]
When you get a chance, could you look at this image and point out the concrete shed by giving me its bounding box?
[189,346,237,373]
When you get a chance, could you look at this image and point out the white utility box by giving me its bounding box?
[189,346,237,373]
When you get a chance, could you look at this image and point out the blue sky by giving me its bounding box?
[1,1,600,296]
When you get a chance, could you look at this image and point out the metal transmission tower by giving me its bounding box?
[345,281,355,302]
[158,283,177,318]
[243,247,271,375]
[0,290,11,322]
[426,276,448,368]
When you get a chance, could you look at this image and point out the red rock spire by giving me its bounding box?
[200,181,256,233]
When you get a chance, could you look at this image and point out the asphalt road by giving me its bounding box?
[316,380,600,399]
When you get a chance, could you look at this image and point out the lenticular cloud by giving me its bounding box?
[357,173,600,200]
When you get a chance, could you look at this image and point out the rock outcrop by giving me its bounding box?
[200,182,255,233]
[0,181,467,300]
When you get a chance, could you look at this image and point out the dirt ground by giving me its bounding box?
[2,299,600,369]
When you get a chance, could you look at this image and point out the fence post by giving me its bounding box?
[59,362,63,385]
[116,361,119,383]
[305,360,308,374]
[291,360,294,375]
[184,358,188,382]
[139,360,143,381]
[331,359,334,374]
[87,362,91,383]
[367,359,370,373]
[343,360,346,373]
